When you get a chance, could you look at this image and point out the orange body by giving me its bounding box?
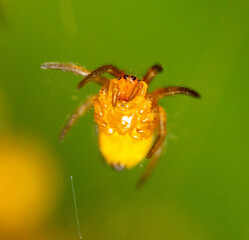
[93,77,159,169]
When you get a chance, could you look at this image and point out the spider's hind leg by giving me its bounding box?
[137,146,163,189]
[137,106,167,188]
[59,95,97,141]
[147,106,167,158]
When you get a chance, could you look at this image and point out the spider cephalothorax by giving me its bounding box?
[41,62,200,187]
[116,75,140,102]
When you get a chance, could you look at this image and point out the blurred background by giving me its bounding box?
[0,0,248,239]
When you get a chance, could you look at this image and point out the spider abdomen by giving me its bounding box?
[98,131,154,169]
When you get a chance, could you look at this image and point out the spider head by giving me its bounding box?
[117,75,141,101]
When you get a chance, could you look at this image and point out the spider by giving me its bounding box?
[41,62,200,188]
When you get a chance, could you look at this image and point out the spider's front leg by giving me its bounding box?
[129,81,148,101]
[108,79,120,107]
[41,62,91,76]
[143,64,163,84]
[137,107,166,188]
[77,65,126,89]
[41,62,109,86]
[59,95,97,141]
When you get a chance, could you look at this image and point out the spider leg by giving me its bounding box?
[77,65,125,89]
[152,86,201,99]
[142,64,163,84]
[109,80,120,107]
[41,62,91,76]
[136,146,163,189]
[129,81,148,101]
[41,62,109,86]
[59,95,97,141]
[147,106,167,159]
[136,107,166,188]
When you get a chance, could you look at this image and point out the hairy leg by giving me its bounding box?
[41,62,109,86]
[142,64,163,84]
[147,107,167,159]
[108,79,120,107]
[59,95,97,141]
[41,62,91,76]
[136,146,163,189]
[152,86,200,99]
[77,65,125,89]
[129,81,148,101]
[136,107,166,188]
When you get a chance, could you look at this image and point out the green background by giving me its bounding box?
[0,0,249,239]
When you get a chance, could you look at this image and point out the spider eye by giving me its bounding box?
[131,76,137,80]
[123,75,128,79]
[117,76,122,80]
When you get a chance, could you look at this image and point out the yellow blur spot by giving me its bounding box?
[0,134,59,237]
[0,89,10,128]
[99,131,153,169]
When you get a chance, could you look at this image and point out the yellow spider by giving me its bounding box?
[41,63,200,187]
